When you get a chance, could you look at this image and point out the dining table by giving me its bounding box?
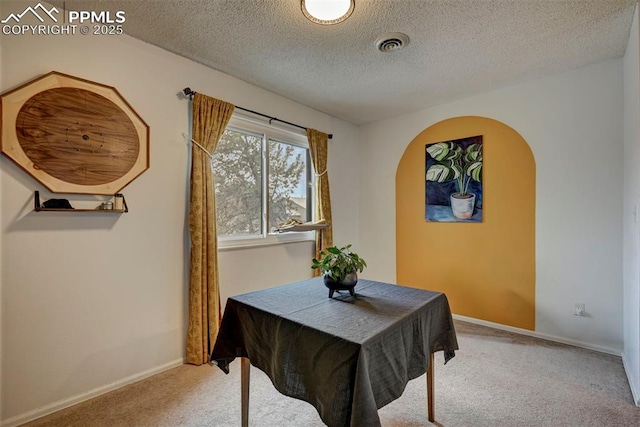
[210,277,458,427]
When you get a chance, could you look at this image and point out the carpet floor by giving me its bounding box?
[23,321,640,426]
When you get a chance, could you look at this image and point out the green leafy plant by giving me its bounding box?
[425,141,483,195]
[311,244,367,282]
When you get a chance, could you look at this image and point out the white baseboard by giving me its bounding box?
[1,358,185,427]
[622,352,640,406]
[452,314,621,356]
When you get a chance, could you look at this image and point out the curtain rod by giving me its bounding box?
[182,88,332,139]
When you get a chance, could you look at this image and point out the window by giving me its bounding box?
[213,116,314,247]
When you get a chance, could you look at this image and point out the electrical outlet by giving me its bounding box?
[573,303,585,316]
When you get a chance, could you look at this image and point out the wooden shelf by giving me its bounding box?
[33,191,128,213]
[34,208,127,213]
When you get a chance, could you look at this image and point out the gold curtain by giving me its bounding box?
[186,93,235,365]
[307,128,333,273]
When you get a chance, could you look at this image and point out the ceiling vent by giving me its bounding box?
[375,32,410,53]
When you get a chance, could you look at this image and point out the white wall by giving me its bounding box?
[360,59,624,353]
[0,14,360,426]
[623,3,640,405]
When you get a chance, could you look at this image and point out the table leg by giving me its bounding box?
[427,352,434,422]
[241,357,250,427]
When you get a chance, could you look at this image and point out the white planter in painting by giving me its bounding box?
[450,193,476,219]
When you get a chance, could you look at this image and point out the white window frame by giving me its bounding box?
[215,114,316,250]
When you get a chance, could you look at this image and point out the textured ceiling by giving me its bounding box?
[50,0,636,124]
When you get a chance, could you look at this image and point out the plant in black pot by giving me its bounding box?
[312,244,367,298]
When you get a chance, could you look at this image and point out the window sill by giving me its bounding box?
[272,221,329,233]
[218,232,315,251]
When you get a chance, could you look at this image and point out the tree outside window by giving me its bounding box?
[212,122,312,240]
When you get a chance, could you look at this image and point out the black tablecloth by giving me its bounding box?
[210,278,458,427]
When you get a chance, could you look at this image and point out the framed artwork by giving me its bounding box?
[1,71,149,195]
[425,135,483,222]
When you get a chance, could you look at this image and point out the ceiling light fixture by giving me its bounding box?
[301,0,354,25]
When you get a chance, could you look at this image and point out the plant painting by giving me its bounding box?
[425,135,483,222]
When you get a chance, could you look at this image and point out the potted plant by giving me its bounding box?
[425,141,483,219]
[311,244,367,298]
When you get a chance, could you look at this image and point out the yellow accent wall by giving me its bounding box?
[396,116,536,330]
